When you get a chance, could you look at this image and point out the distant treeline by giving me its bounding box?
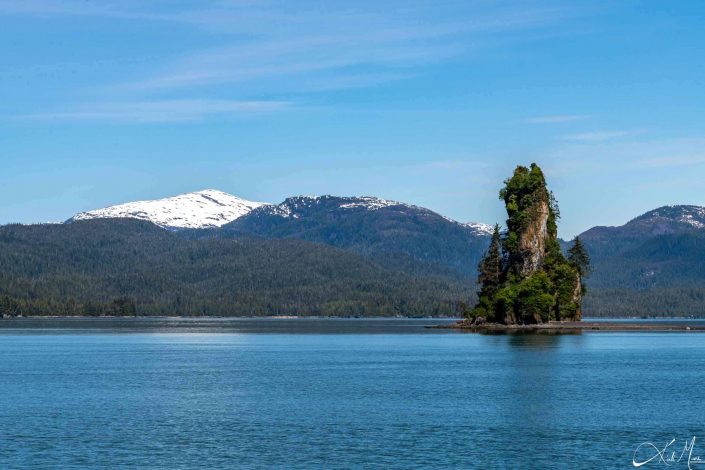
[580,229,705,317]
[3,212,705,318]
[0,220,474,317]
[583,289,705,318]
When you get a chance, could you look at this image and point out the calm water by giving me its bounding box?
[1,318,704,469]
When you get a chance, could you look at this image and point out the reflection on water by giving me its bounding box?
[0,319,703,468]
[477,328,584,337]
[0,317,459,334]
[504,333,564,439]
[507,332,581,346]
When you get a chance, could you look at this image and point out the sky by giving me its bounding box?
[1,0,704,237]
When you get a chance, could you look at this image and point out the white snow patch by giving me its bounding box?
[649,205,705,229]
[464,222,494,235]
[339,197,399,211]
[678,207,705,228]
[71,189,268,229]
[680,216,705,228]
[266,204,293,218]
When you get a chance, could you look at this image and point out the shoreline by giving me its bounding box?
[3,316,705,333]
[1,315,460,320]
[3,314,704,320]
[433,320,705,332]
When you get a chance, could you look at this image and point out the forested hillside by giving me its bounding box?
[214,195,492,279]
[0,219,473,317]
[578,206,705,316]
[3,200,705,318]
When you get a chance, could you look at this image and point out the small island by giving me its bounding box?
[465,163,588,325]
[441,163,703,332]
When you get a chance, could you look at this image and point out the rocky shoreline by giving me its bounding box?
[432,320,705,332]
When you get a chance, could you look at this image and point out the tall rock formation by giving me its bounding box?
[470,163,585,325]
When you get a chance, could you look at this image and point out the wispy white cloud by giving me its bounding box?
[15,99,291,123]
[639,154,705,168]
[120,36,468,92]
[560,129,643,142]
[526,114,591,124]
[4,1,584,119]
[634,175,705,191]
[0,0,167,20]
[0,1,568,35]
[16,1,570,94]
[538,136,705,175]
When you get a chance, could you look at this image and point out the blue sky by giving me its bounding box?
[1,0,704,237]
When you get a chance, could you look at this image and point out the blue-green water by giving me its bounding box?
[1,318,704,469]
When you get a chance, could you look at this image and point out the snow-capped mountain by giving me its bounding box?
[217,195,494,279]
[252,195,493,233]
[256,195,410,218]
[70,189,267,229]
[68,191,495,254]
[582,204,705,240]
[631,205,705,231]
[463,222,494,235]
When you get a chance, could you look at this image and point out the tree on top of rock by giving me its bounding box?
[469,163,586,325]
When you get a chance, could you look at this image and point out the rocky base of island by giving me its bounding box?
[432,320,705,332]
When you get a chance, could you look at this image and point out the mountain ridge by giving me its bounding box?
[5,191,705,317]
[217,194,493,279]
[581,204,705,239]
[67,190,493,233]
[67,189,704,238]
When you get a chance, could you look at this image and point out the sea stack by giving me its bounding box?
[470,163,587,325]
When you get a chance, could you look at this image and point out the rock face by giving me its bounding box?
[571,272,582,321]
[518,199,550,276]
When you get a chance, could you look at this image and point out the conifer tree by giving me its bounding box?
[567,236,590,277]
[478,224,502,292]
[470,224,502,321]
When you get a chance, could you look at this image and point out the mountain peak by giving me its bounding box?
[582,204,705,240]
[190,188,234,197]
[264,195,406,217]
[629,205,705,230]
[256,195,493,234]
[70,189,268,229]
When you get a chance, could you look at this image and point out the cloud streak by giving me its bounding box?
[526,114,591,124]
[110,4,569,93]
[537,136,705,177]
[3,1,584,121]
[639,154,705,168]
[16,99,291,123]
[122,37,468,92]
[0,0,170,21]
[0,1,567,34]
[560,130,642,142]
